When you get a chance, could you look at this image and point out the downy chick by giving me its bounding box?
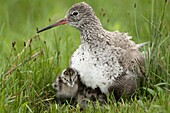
[52,68,79,101]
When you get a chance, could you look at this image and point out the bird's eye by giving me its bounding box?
[73,75,77,81]
[62,77,69,82]
[72,11,79,16]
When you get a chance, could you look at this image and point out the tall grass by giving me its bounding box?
[0,0,169,112]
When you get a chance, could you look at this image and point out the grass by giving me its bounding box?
[0,0,170,112]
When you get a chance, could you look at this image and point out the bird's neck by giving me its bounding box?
[80,18,105,45]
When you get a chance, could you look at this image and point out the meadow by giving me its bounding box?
[0,0,170,112]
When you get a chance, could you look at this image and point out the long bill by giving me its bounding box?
[37,18,68,33]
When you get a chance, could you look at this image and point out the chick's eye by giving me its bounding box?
[72,11,79,16]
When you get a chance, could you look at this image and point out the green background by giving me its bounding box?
[0,0,170,112]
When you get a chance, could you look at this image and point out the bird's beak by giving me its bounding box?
[69,82,74,87]
[37,18,68,33]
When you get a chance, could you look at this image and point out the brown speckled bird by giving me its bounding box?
[39,2,146,100]
[52,68,107,106]
[52,68,79,102]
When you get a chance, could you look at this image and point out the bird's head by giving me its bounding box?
[61,68,78,87]
[52,77,61,91]
[65,2,95,29]
[37,2,99,33]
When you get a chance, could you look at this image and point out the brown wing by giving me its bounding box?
[120,48,146,77]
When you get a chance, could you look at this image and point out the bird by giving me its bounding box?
[38,2,146,99]
[52,67,107,106]
[52,68,79,102]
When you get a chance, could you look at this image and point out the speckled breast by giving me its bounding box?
[69,43,123,94]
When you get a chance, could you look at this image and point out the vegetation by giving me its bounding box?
[0,0,169,112]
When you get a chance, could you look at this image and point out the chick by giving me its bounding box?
[52,68,79,101]
[52,68,107,106]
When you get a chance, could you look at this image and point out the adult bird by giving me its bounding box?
[37,2,145,99]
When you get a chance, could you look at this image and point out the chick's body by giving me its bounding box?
[52,68,79,100]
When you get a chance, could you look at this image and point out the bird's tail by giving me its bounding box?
[136,41,150,48]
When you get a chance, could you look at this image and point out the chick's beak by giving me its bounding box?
[37,18,68,33]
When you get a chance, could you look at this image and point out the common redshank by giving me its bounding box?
[38,2,145,99]
[52,67,107,105]
[52,68,79,101]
